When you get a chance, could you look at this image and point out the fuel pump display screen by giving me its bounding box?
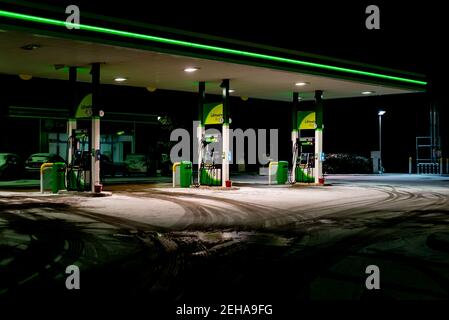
[300,137,314,146]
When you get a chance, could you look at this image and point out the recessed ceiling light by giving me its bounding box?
[184,67,199,73]
[114,77,127,82]
[19,74,32,80]
[295,82,309,86]
[20,43,41,50]
[362,91,375,95]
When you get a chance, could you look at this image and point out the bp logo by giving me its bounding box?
[75,94,93,118]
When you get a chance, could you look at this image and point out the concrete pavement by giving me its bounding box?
[0,174,448,304]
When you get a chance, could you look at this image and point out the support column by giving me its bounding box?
[90,63,101,192]
[67,119,77,164]
[197,81,206,185]
[291,92,299,183]
[314,90,324,184]
[67,66,77,165]
[132,121,136,154]
[221,79,230,187]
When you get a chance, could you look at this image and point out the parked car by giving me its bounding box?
[124,154,150,176]
[100,154,128,177]
[0,153,25,180]
[25,153,66,178]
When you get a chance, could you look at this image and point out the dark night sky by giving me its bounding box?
[0,1,447,172]
[23,1,445,74]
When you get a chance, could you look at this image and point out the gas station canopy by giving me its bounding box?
[0,8,426,101]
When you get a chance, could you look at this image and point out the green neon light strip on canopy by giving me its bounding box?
[0,10,427,86]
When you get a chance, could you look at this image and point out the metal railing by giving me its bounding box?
[417,162,440,174]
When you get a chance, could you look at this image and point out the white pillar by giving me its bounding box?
[315,129,323,184]
[222,123,230,187]
[91,117,101,192]
[197,124,205,184]
[291,130,299,183]
[67,119,77,164]
[132,121,136,154]
[409,156,413,174]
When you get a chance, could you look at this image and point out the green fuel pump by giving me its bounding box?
[66,128,91,191]
[296,137,315,183]
[199,133,221,186]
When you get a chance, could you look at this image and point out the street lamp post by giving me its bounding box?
[378,110,386,174]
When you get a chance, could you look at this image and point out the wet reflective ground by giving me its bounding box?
[0,175,448,315]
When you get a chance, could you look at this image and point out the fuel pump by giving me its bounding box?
[199,133,221,186]
[293,109,316,184]
[291,135,315,183]
[66,128,91,191]
[290,136,299,183]
[296,136,315,183]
